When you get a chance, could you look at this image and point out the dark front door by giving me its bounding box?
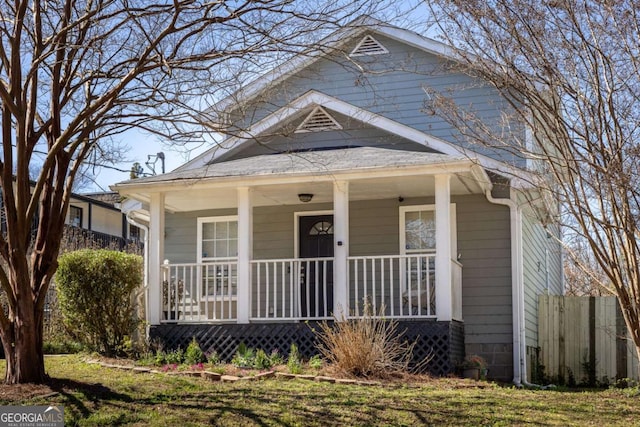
[299,215,334,317]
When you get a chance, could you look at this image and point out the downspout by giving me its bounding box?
[484,189,536,387]
[125,212,150,339]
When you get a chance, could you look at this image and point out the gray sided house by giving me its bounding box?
[114,18,563,383]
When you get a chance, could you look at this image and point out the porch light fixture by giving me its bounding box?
[298,193,313,203]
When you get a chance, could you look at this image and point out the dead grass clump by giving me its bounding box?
[315,304,416,379]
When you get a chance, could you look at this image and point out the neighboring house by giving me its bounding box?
[113,18,563,383]
[0,187,139,246]
[66,191,141,247]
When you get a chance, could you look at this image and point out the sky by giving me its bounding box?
[83,1,434,193]
[85,129,209,192]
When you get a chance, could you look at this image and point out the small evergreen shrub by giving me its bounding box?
[185,338,206,365]
[55,249,143,356]
[309,354,323,371]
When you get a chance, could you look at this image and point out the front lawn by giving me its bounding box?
[0,355,638,426]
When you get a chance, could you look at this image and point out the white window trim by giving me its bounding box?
[197,215,239,263]
[399,204,457,258]
[293,210,333,258]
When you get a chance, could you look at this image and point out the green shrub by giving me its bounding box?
[206,351,221,366]
[55,249,143,356]
[165,347,184,365]
[269,349,284,366]
[253,349,272,369]
[154,351,167,366]
[309,354,323,371]
[232,343,255,368]
[185,338,206,365]
[287,343,302,374]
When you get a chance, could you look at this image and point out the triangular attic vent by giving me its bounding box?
[295,106,342,133]
[350,35,388,56]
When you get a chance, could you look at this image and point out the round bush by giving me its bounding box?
[55,249,143,356]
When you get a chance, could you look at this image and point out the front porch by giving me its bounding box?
[161,254,462,323]
[115,147,495,376]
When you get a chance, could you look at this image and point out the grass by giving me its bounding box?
[0,355,638,426]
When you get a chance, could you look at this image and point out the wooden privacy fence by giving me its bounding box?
[538,295,639,383]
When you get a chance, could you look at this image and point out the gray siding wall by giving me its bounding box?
[165,208,236,263]
[222,33,525,167]
[456,194,513,380]
[520,195,564,349]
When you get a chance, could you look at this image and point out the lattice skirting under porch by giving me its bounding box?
[149,320,464,376]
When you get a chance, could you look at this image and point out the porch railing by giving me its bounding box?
[161,260,237,323]
[160,255,462,323]
[251,258,333,321]
[348,254,437,319]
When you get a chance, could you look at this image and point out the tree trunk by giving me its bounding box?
[1,292,46,384]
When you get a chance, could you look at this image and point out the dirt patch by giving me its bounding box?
[0,383,57,402]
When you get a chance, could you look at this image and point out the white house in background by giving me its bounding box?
[113,17,563,383]
[66,191,141,244]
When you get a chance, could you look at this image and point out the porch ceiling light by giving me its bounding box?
[298,193,313,203]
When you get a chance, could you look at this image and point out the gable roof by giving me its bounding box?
[210,16,457,117]
[177,90,527,185]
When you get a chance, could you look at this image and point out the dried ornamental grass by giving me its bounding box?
[315,303,418,378]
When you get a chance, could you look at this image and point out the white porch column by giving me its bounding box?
[148,192,165,325]
[236,187,253,323]
[333,180,349,318]
[435,174,452,321]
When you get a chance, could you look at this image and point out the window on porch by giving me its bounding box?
[198,216,238,318]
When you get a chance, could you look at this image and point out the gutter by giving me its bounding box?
[484,189,539,387]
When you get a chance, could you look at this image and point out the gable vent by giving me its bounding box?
[295,106,342,133]
[350,35,388,56]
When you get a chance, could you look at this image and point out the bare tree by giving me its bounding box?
[425,1,640,364]
[0,0,398,384]
[563,235,611,297]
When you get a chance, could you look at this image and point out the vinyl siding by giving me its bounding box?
[520,194,564,349]
[221,33,525,168]
[456,194,513,380]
